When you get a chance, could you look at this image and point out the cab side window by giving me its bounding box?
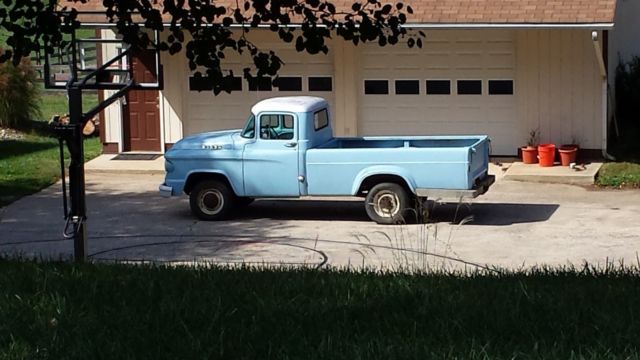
[259,114,295,140]
[314,109,329,131]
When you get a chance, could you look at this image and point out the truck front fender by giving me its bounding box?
[184,169,243,196]
[351,166,417,196]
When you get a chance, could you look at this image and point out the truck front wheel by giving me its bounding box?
[365,183,412,225]
[189,180,235,221]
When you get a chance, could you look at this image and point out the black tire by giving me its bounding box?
[189,180,235,221]
[364,182,412,225]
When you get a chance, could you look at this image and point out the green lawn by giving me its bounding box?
[0,89,101,207]
[596,162,640,188]
[0,136,101,206]
[1,261,640,359]
[38,88,99,122]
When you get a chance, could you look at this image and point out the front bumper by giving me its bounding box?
[159,184,173,198]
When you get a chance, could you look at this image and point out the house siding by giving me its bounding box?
[160,49,184,145]
[516,29,604,150]
[100,28,605,154]
[99,29,124,149]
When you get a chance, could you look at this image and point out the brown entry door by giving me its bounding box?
[123,51,161,152]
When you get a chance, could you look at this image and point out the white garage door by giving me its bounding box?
[184,33,335,135]
[359,30,518,155]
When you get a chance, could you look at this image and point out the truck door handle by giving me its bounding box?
[284,142,297,148]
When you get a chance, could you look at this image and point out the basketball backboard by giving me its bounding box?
[43,29,163,91]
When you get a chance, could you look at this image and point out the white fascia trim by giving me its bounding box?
[403,22,614,29]
[81,22,615,30]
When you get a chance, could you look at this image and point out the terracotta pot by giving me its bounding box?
[538,144,556,167]
[559,145,578,166]
[521,146,538,164]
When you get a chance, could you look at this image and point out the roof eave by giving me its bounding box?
[404,22,615,29]
[79,22,615,29]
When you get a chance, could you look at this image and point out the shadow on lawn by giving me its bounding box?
[0,139,57,160]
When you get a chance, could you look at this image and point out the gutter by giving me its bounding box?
[79,20,615,30]
[591,31,616,161]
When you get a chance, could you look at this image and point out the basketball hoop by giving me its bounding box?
[43,27,163,261]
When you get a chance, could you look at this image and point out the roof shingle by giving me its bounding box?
[65,0,617,25]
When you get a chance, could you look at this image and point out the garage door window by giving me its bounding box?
[308,77,332,91]
[426,80,451,95]
[457,80,482,95]
[275,76,303,91]
[489,80,514,95]
[248,77,273,91]
[364,80,389,95]
[395,80,420,95]
[189,75,242,91]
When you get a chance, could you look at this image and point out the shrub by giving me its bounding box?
[0,51,40,128]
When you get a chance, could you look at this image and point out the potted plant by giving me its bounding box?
[559,138,579,166]
[521,129,540,164]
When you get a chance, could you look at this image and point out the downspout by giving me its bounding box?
[592,30,616,160]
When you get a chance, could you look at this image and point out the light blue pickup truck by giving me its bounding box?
[160,96,494,224]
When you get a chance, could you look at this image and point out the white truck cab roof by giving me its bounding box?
[251,96,328,115]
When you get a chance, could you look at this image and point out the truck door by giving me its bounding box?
[242,113,300,197]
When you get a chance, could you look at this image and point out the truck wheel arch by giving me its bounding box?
[184,172,237,196]
[355,173,416,197]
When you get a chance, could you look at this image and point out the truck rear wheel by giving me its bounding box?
[189,180,235,221]
[365,182,412,224]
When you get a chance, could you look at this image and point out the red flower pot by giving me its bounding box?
[538,144,556,167]
[521,146,538,164]
[559,145,578,166]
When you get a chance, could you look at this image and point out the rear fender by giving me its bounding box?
[351,166,417,195]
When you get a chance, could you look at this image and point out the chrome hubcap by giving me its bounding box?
[198,190,224,215]
[372,191,400,218]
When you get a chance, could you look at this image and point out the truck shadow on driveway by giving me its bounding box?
[425,202,560,226]
[0,183,559,264]
[235,200,560,226]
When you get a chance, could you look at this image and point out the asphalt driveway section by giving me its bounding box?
[1,173,639,271]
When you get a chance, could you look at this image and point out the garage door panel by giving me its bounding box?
[487,55,516,69]
[184,33,335,136]
[360,30,518,155]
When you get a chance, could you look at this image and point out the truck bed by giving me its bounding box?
[305,136,490,196]
[317,137,483,149]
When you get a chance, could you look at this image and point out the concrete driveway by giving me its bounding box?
[1,170,640,271]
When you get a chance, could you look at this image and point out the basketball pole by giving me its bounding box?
[67,86,88,262]
[64,28,88,262]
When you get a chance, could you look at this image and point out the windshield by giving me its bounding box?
[240,115,255,139]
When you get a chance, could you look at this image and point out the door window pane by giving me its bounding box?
[259,114,295,140]
[395,80,420,95]
[189,75,242,91]
[308,77,332,91]
[314,109,329,130]
[488,80,514,95]
[457,80,482,95]
[275,76,302,91]
[364,80,389,95]
[426,80,451,95]
[248,77,272,91]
